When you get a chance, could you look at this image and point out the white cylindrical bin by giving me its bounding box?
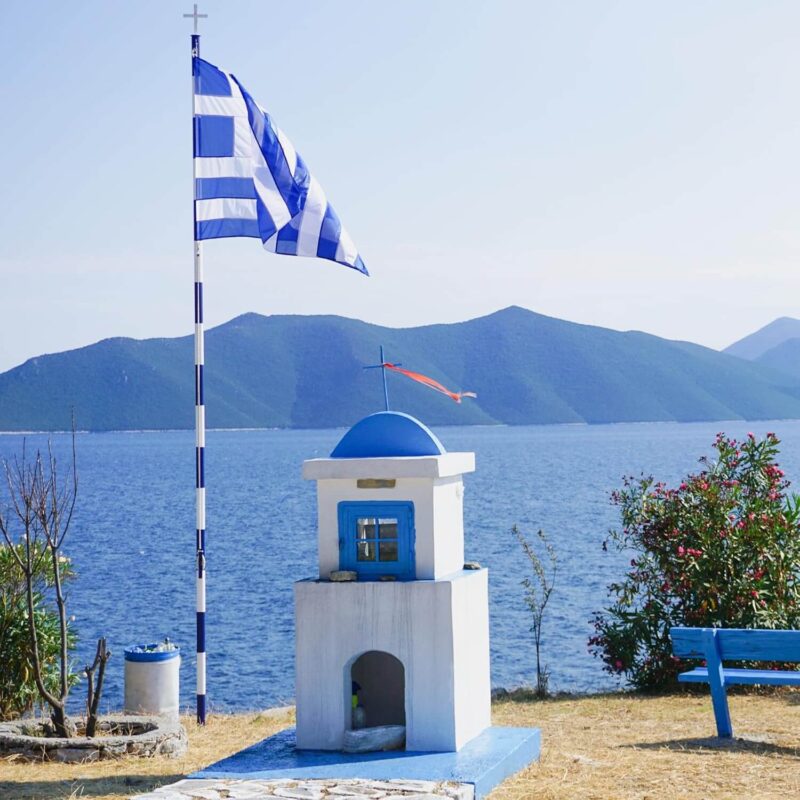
[124,642,180,719]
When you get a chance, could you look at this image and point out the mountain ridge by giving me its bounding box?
[2,306,800,431]
[724,316,800,361]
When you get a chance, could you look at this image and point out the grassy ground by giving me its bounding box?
[492,690,800,800]
[2,693,800,800]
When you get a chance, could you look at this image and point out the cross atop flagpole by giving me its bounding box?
[183,3,208,34]
[185,3,209,726]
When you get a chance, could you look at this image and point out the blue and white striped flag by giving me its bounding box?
[193,57,367,275]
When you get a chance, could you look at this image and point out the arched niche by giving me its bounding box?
[349,650,406,730]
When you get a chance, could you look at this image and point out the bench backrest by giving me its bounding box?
[671,627,800,662]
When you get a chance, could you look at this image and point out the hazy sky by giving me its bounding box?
[1,1,798,372]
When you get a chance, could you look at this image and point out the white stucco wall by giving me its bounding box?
[315,477,435,579]
[294,570,490,753]
[302,454,475,481]
[451,569,492,748]
[431,477,466,578]
[306,453,474,580]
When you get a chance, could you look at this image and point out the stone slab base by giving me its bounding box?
[134,777,472,799]
[190,726,541,799]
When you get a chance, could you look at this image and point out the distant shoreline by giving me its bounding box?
[3,418,800,436]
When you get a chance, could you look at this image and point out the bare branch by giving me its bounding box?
[0,434,79,736]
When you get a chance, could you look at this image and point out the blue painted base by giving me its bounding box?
[191,726,541,799]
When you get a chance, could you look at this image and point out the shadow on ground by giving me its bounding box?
[623,736,800,759]
[0,773,184,800]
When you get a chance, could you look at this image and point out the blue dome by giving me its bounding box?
[330,412,446,458]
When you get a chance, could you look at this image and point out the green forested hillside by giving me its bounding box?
[2,306,800,431]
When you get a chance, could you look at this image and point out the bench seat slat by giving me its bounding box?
[678,667,800,686]
[670,627,800,662]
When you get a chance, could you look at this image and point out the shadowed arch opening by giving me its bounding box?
[350,650,406,730]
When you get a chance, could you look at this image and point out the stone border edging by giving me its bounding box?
[0,714,187,762]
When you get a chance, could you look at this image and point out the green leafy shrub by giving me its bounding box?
[589,432,800,690]
[0,543,76,719]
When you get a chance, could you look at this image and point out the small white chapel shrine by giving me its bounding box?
[295,411,491,753]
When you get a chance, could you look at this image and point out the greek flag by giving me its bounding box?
[192,57,367,275]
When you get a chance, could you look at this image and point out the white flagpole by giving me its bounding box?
[185,3,209,726]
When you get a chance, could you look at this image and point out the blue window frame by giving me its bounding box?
[338,501,415,579]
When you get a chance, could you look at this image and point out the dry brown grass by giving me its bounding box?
[490,690,800,800]
[0,707,293,800]
[2,694,800,800]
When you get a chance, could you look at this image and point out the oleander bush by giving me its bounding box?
[0,542,76,719]
[589,432,800,690]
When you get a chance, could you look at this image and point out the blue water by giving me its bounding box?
[2,420,799,715]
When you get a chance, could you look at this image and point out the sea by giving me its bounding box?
[2,419,800,716]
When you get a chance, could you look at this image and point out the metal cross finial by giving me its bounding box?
[183,3,208,33]
[363,346,401,412]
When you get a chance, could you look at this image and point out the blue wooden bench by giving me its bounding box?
[670,627,800,737]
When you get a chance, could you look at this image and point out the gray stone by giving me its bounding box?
[328,785,386,797]
[273,787,325,799]
[329,570,357,582]
[385,781,439,793]
[342,725,406,754]
[440,785,474,800]
[398,795,448,800]
[130,778,474,800]
[225,786,277,800]
[135,792,187,800]
[0,714,186,763]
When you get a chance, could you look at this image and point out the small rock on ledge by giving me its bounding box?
[329,570,358,582]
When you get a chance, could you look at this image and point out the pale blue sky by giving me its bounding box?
[1,1,798,371]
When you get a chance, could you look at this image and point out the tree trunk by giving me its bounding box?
[50,702,76,738]
[85,638,111,737]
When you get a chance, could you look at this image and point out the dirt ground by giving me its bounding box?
[2,692,800,800]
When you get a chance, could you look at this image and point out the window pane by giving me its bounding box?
[378,518,398,539]
[379,541,398,562]
[357,518,377,540]
[357,541,375,562]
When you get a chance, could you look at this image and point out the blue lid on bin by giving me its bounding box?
[124,641,181,662]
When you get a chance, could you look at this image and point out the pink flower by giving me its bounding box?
[615,659,624,670]
[677,545,686,556]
